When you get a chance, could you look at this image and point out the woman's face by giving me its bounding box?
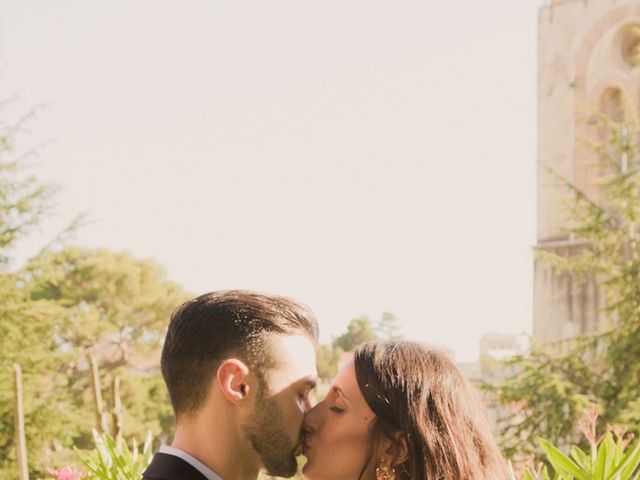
[301,359,378,480]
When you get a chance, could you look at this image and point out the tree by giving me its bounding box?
[316,316,377,382]
[486,108,640,461]
[0,97,189,478]
[375,311,403,341]
[0,97,84,478]
[0,101,57,264]
[24,246,188,369]
[316,344,340,382]
[0,247,189,477]
[317,313,404,381]
[332,315,377,352]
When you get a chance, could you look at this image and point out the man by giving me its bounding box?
[142,290,319,480]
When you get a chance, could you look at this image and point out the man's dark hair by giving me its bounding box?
[161,290,318,418]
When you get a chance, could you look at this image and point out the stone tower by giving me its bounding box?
[535,0,640,342]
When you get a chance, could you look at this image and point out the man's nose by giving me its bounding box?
[303,402,321,431]
[303,395,313,413]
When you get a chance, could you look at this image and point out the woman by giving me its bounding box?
[302,341,507,479]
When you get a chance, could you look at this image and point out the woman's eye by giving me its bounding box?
[329,406,345,414]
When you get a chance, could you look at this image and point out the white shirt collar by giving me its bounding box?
[159,445,224,480]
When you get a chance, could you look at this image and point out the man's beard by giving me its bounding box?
[243,394,299,477]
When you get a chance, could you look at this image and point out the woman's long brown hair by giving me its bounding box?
[354,342,508,479]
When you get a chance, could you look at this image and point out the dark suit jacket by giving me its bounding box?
[142,452,210,480]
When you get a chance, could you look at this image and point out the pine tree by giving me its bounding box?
[486,107,640,461]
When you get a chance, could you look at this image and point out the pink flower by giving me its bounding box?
[49,466,85,480]
[577,406,601,447]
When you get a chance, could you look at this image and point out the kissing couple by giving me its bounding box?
[142,290,507,480]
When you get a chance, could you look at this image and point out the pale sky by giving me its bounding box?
[1,1,538,362]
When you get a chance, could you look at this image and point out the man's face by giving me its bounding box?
[242,334,317,478]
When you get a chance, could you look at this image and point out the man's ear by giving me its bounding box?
[216,359,251,405]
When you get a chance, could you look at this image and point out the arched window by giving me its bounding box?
[600,87,625,122]
[599,87,632,173]
[620,23,640,69]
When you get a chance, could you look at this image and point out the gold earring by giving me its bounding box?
[376,459,396,480]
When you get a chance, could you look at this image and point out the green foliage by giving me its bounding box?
[0,97,188,478]
[75,430,152,480]
[512,410,640,480]
[332,315,377,352]
[375,311,403,341]
[316,344,341,382]
[317,313,404,381]
[0,103,57,264]
[0,247,188,477]
[24,245,188,365]
[0,99,84,479]
[487,108,640,460]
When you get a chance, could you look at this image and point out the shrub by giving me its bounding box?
[75,430,152,480]
[513,409,640,479]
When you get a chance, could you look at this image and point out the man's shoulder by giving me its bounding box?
[142,452,210,480]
